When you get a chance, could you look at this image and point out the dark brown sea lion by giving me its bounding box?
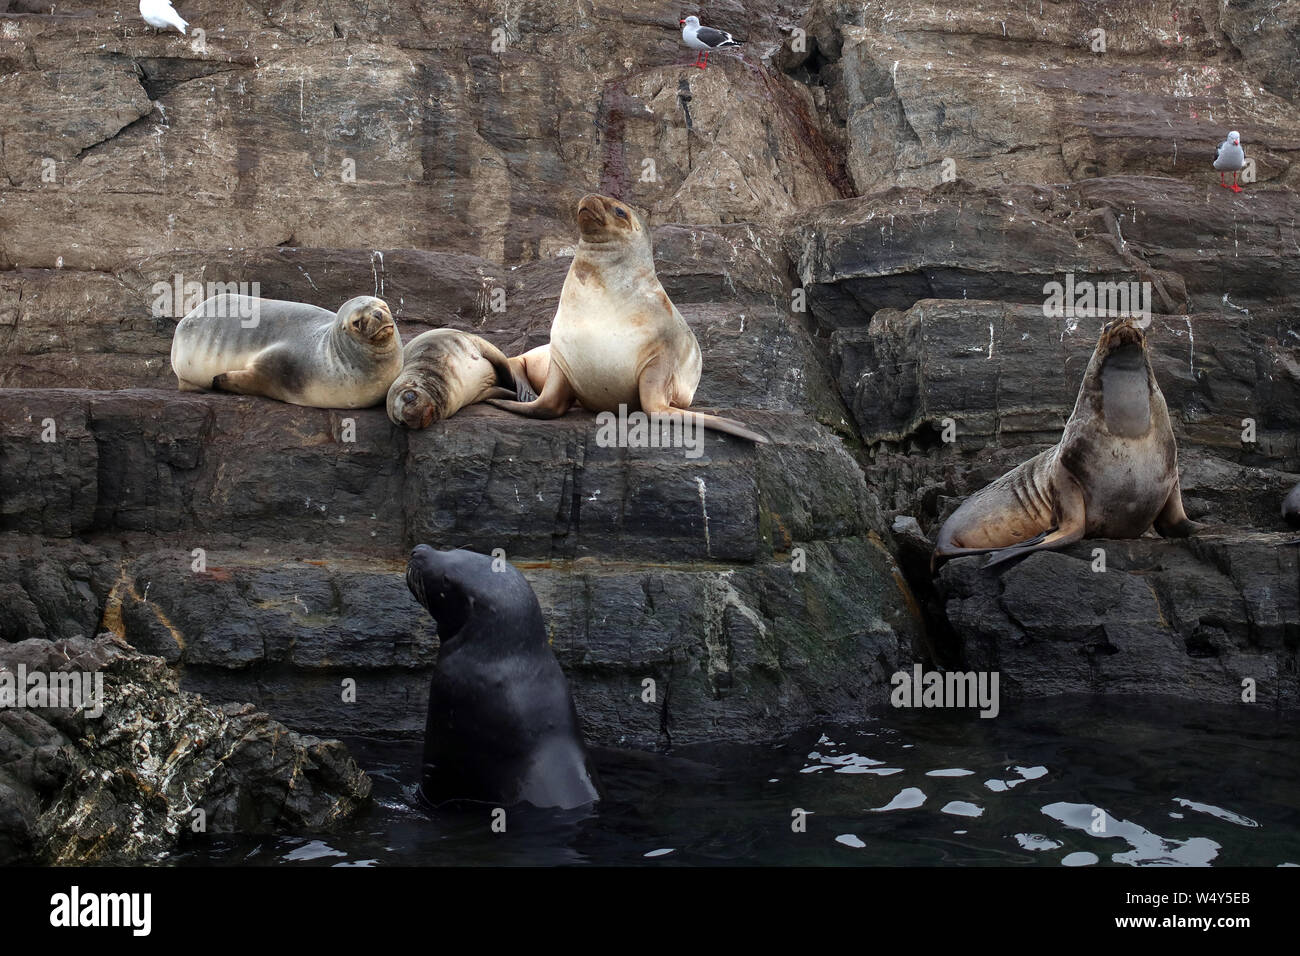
[406,545,600,810]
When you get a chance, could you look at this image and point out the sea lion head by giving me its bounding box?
[338,296,397,347]
[574,194,646,246]
[387,330,497,429]
[387,376,439,429]
[1095,316,1149,371]
[406,545,543,645]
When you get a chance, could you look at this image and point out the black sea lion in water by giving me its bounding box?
[933,317,1203,569]
[405,545,600,810]
[486,193,770,444]
[171,294,403,408]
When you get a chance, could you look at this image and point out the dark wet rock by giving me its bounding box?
[786,180,1300,325]
[0,501,919,745]
[0,634,371,864]
[936,535,1300,706]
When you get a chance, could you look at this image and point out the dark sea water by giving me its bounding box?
[174,697,1300,867]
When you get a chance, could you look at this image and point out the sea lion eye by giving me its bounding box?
[403,389,417,404]
[615,208,628,219]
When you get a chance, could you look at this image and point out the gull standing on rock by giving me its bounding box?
[1214,130,1245,193]
[140,0,189,35]
[679,15,741,70]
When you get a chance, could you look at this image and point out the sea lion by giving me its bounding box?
[486,194,770,444]
[933,317,1203,569]
[386,329,541,428]
[405,545,600,810]
[1284,482,1300,528]
[171,294,402,409]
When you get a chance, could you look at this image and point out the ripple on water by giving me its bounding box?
[1173,797,1259,828]
[282,840,347,862]
[1042,801,1221,866]
[871,788,927,812]
[1015,833,1063,852]
[177,698,1298,867]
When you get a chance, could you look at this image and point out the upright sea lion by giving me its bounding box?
[405,545,600,810]
[171,294,402,409]
[486,194,770,444]
[933,318,1203,569]
[386,329,540,428]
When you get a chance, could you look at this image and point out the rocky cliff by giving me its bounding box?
[0,634,371,864]
[1,0,1297,786]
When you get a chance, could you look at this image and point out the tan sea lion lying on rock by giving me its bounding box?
[387,329,541,428]
[171,294,402,409]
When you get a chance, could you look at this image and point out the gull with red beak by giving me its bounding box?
[679,15,742,70]
[1214,130,1246,193]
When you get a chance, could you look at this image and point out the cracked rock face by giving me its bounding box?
[936,536,1300,705]
[0,635,372,865]
[788,0,1299,196]
[0,2,841,270]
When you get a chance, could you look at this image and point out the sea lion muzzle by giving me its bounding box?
[366,317,396,343]
[577,195,607,229]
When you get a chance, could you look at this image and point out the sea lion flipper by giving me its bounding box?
[1153,476,1204,537]
[638,356,770,443]
[514,375,539,403]
[211,367,273,396]
[981,474,1086,569]
[486,362,574,419]
[982,524,1085,568]
[477,337,536,402]
[670,407,771,444]
[502,363,538,402]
